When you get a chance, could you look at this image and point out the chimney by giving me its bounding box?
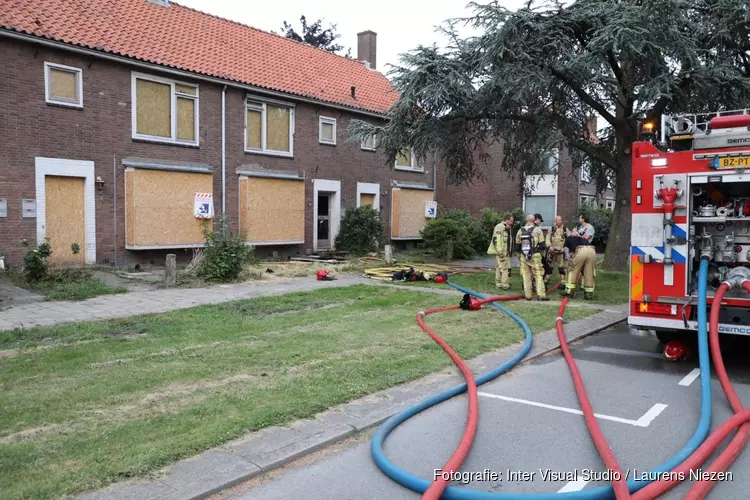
[357,31,377,70]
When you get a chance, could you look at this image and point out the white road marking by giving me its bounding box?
[678,368,701,387]
[558,478,589,492]
[635,403,668,427]
[477,392,667,428]
[582,346,664,359]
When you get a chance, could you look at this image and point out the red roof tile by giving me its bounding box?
[0,0,399,115]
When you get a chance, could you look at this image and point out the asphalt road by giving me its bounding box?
[216,323,750,500]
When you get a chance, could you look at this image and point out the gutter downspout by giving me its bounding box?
[432,154,437,201]
[221,84,227,237]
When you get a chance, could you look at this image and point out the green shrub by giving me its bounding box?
[578,200,611,251]
[334,205,383,255]
[198,218,254,282]
[420,218,473,260]
[21,238,52,282]
[438,208,473,228]
[468,208,504,254]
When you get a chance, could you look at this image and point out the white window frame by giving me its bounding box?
[580,195,595,204]
[131,72,199,146]
[319,116,337,145]
[244,96,295,157]
[394,150,423,172]
[541,149,559,175]
[580,159,591,183]
[605,199,615,210]
[361,134,378,151]
[44,62,83,108]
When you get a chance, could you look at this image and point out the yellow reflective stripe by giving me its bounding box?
[631,255,644,301]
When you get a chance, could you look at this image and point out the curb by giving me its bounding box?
[75,308,627,500]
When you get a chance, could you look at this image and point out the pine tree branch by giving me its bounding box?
[548,66,618,126]
[646,71,693,124]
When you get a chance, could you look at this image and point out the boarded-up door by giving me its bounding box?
[45,176,85,265]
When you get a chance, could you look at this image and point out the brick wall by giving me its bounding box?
[0,38,432,267]
[434,141,523,216]
[434,141,583,229]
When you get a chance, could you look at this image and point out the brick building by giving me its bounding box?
[435,144,585,231]
[0,0,439,267]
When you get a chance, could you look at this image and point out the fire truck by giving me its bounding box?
[628,109,750,349]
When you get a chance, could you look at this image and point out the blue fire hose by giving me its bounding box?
[370,260,712,499]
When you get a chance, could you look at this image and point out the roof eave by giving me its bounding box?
[0,28,393,119]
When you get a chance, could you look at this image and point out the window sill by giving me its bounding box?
[394,166,424,173]
[132,137,200,149]
[244,149,294,159]
[319,140,337,146]
[46,100,83,109]
[361,147,377,152]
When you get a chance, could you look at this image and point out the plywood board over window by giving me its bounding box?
[132,72,199,146]
[125,168,212,248]
[359,193,376,207]
[391,188,434,239]
[44,62,83,108]
[238,176,305,244]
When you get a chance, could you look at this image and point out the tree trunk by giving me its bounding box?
[603,151,632,272]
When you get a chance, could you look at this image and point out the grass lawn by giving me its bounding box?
[8,268,127,301]
[0,285,600,499]
[397,268,630,305]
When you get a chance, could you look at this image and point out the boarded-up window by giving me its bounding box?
[239,176,305,243]
[246,107,262,149]
[267,105,290,152]
[391,188,434,239]
[395,149,423,171]
[45,62,82,107]
[133,74,198,144]
[359,193,376,207]
[245,99,294,155]
[125,168,212,247]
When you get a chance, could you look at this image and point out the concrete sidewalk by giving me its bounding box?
[75,304,628,500]
[0,275,366,332]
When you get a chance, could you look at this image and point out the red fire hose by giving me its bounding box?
[685,280,750,499]
[396,264,750,500]
[632,280,750,499]
[416,291,540,500]
[555,297,631,499]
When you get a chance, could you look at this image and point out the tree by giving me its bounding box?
[278,15,351,57]
[348,0,750,271]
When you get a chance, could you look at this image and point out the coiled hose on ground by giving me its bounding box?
[371,257,714,499]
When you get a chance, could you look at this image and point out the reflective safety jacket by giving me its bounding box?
[515,223,546,258]
[487,223,513,256]
[549,224,570,252]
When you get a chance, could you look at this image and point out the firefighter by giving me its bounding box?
[562,232,596,299]
[545,215,570,285]
[487,213,514,289]
[531,213,553,291]
[515,214,549,301]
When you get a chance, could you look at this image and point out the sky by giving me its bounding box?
[175,0,530,75]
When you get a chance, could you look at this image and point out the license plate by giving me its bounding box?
[717,157,750,168]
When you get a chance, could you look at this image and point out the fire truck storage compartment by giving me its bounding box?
[687,172,750,300]
[685,303,750,325]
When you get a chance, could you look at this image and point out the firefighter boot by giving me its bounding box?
[584,291,594,300]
